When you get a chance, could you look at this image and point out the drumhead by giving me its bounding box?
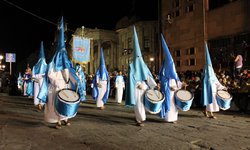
[145,89,164,102]
[217,90,231,100]
[175,90,193,101]
[58,89,79,102]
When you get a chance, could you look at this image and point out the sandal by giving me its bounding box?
[136,122,144,127]
[55,123,62,129]
[209,116,217,119]
[62,120,71,126]
[203,111,209,117]
[100,106,105,110]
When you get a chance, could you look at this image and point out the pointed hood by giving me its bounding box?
[204,42,218,82]
[158,34,179,118]
[96,48,109,80]
[52,16,72,72]
[202,42,219,106]
[159,34,179,80]
[125,25,153,106]
[131,25,152,81]
[39,41,45,59]
[32,41,47,75]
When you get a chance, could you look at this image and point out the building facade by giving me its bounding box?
[161,0,250,72]
[71,19,159,75]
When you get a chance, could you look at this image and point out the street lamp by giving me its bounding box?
[0,65,5,70]
[0,55,5,70]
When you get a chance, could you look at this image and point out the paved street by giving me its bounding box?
[0,93,249,150]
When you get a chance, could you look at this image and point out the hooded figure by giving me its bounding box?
[125,26,157,127]
[158,34,182,123]
[32,41,47,107]
[17,72,23,91]
[201,42,226,119]
[115,71,125,104]
[38,16,84,129]
[23,64,33,97]
[75,63,86,96]
[92,48,110,110]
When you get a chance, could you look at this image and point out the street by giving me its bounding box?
[0,93,249,150]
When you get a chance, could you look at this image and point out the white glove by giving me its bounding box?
[138,84,147,90]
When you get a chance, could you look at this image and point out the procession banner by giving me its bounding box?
[72,36,90,63]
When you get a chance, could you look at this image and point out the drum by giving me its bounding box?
[174,89,194,111]
[144,89,165,114]
[55,89,80,117]
[216,90,232,110]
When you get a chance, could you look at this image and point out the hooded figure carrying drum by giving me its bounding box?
[125,26,157,127]
[159,34,183,123]
[38,17,85,129]
[201,42,227,119]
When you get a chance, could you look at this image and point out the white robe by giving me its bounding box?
[164,79,182,122]
[44,68,78,123]
[32,74,45,106]
[115,76,125,104]
[206,82,225,112]
[96,78,107,108]
[134,75,156,123]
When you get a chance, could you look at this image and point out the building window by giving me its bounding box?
[128,38,132,49]
[190,58,196,66]
[176,49,181,57]
[186,4,194,13]
[175,10,180,17]
[190,47,195,55]
[185,60,189,66]
[176,60,181,67]
[144,38,150,49]
[175,0,179,7]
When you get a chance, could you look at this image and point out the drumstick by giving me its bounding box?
[62,91,69,98]
[153,90,160,99]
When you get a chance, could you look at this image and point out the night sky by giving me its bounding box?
[0,0,158,74]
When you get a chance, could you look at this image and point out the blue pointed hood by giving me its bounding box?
[159,34,179,80]
[131,26,152,81]
[204,42,218,82]
[32,41,47,75]
[39,41,45,59]
[202,42,219,106]
[158,34,179,118]
[96,48,109,80]
[52,16,72,72]
[125,25,153,106]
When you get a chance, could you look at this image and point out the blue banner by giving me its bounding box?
[72,36,90,63]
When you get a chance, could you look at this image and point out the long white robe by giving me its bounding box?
[206,82,225,112]
[115,76,125,104]
[164,79,182,122]
[32,74,45,106]
[96,78,107,108]
[134,75,156,123]
[44,68,78,123]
